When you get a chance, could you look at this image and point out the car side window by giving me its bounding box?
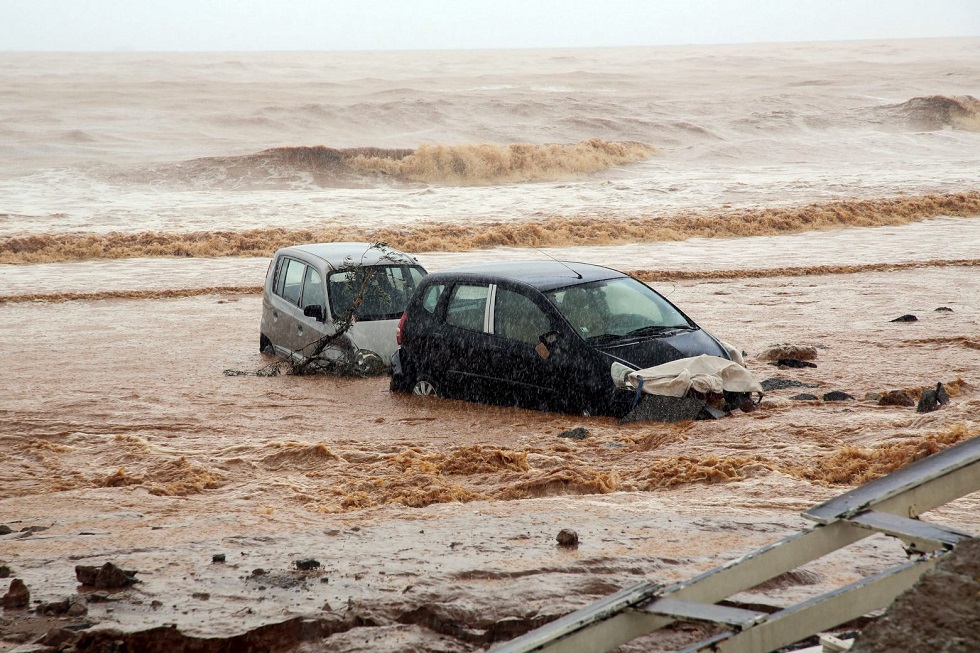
[421,283,445,314]
[300,265,324,311]
[494,288,551,345]
[275,258,306,306]
[446,284,489,332]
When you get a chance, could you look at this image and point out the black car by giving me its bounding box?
[390,261,736,416]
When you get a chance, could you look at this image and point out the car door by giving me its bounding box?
[266,256,328,360]
[489,285,562,408]
[439,282,494,399]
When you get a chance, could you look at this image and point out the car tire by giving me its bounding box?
[411,376,441,397]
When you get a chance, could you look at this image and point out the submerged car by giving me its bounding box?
[260,242,426,372]
[390,261,741,415]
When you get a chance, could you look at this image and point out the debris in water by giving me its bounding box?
[890,314,918,322]
[935,306,953,312]
[558,427,590,440]
[823,391,855,401]
[212,553,226,563]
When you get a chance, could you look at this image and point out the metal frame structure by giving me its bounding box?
[493,436,980,653]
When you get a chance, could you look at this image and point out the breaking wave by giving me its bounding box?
[887,95,980,132]
[3,191,977,265]
[136,139,655,189]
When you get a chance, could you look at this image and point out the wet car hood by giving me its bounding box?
[592,328,729,370]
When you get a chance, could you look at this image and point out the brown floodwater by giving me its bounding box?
[2,261,978,651]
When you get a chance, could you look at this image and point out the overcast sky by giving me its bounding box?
[1,0,978,52]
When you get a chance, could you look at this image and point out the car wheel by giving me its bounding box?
[412,376,440,397]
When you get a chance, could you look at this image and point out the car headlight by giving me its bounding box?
[610,361,633,388]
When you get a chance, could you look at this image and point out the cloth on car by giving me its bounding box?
[624,354,763,398]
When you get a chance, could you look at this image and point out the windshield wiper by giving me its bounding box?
[623,324,694,338]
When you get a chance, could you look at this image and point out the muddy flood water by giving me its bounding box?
[2,38,980,651]
[3,240,979,651]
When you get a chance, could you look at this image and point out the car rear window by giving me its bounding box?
[446,284,489,332]
[274,257,306,306]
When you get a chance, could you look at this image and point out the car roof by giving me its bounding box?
[426,260,626,291]
[276,242,420,269]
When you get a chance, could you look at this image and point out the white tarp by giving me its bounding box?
[625,354,764,398]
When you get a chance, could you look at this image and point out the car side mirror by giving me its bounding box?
[535,331,561,360]
[303,305,326,322]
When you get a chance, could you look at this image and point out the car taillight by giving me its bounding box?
[396,312,407,345]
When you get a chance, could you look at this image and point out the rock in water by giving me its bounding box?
[1,578,30,609]
[757,344,818,362]
[75,562,139,588]
[916,382,950,413]
[890,314,918,322]
[556,529,579,547]
[878,390,915,407]
[774,358,817,368]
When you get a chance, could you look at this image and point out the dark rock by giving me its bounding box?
[295,558,320,571]
[251,568,267,577]
[75,562,139,589]
[878,390,915,407]
[36,598,71,615]
[67,595,88,617]
[0,525,12,536]
[890,314,918,322]
[558,427,589,439]
[19,525,48,534]
[916,382,950,413]
[556,529,579,547]
[212,553,226,563]
[790,393,819,401]
[191,592,210,600]
[773,358,817,368]
[40,627,80,649]
[1,578,30,609]
[934,306,953,312]
[761,378,820,391]
[0,565,10,578]
[823,391,855,401]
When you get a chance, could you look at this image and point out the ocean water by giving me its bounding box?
[1,38,978,243]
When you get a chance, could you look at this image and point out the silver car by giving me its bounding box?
[260,242,426,372]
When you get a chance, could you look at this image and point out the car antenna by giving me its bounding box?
[534,247,582,279]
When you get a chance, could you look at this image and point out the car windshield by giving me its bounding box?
[328,264,426,322]
[546,277,693,342]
